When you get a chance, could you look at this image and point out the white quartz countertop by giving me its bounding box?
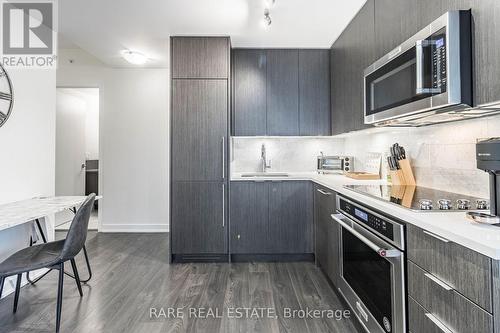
[0,195,102,231]
[232,172,500,260]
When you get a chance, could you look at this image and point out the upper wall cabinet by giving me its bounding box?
[172,37,229,79]
[439,0,500,106]
[232,48,330,136]
[331,0,375,135]
[232,49,267,136]
[299,50,331,136]
[266,49,299,136]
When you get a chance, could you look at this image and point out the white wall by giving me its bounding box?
[0,69,56,203]
[57,48,169,232]
[0,67,56,298]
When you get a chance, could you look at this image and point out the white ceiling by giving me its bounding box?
[59,0,367,68]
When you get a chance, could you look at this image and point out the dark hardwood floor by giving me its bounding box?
[0,232,360,333]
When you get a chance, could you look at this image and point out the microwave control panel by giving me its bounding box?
[432,31,447,91]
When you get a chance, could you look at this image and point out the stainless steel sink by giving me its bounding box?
[240,172,289,178]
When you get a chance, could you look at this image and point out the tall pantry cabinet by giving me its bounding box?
[170,37,230,262]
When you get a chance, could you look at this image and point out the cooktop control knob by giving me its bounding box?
[419,199,433,210]
[438,199,452,210]
[476,199,489,210]
[457,199,471,210]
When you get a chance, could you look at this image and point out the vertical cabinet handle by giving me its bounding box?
[222,136,225,180]
[222,183,225,227]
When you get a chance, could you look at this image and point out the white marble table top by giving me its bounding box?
[0,196,102,231]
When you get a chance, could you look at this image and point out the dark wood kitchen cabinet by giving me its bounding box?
[331,0,374,134]
[438,0,500,106]
[266,49,300,136]
[268,181,313,253]
[232,48,330,136]
[406,223,500,333]
[230,181,313,257]
[170,36,229,262]
[373,0,422,59]
[171,80,227,182]
[232,49,267,136]
[299,49,331,136]
[171,182,226,255]
[230,181,269,254]
[314,185,339,286]
[171,37,229,79]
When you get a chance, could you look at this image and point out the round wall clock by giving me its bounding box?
[0,64,13,128]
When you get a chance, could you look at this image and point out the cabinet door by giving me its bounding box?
[232,49,267,136]
[230,181,269,253]
[299,49,331,135]
[314,186,330,267]
[349,0,375,131]
[373,0,421,60]
[172,80,227,182]
[437,0,500,106]
[330,45,348,135]
[172,37,229,79]
[314,186,339,285]
[269,181,313,253]
[266,50,299,136]
[171,181,226,254]
[331,0,375,134]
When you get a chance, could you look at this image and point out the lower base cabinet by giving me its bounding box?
[314,185,340,286]
[230,181,313,255]
[171,181,226,257]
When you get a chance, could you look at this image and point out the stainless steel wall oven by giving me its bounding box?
[332,195,406,333]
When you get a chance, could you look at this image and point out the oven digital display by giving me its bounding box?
[435,37,444,48]
[354,208,368,222]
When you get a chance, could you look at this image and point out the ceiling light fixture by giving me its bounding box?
[263,8,272,27]
[264,0,276,8]
[121,50,148,65]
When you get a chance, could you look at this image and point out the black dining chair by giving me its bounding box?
[0,193,95,333]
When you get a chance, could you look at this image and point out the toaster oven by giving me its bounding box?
[317,155,353,174]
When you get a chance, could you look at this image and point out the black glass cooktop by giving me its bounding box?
[344,185,489,212]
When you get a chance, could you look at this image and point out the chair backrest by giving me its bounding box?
[60,194,96,260]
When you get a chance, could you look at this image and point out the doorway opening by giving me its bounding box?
[55,88,100,230]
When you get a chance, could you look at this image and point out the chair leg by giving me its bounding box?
[13,273,22,313]
[56,263,64,333]
[70,259,83,297]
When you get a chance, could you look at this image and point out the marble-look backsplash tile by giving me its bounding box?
[230,115,500,198]
[343,115,500,198]
[231,137,344,173]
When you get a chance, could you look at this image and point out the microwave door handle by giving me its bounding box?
[332,214,401,258]
[416,40,441,95]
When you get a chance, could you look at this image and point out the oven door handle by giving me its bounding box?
[332,214,402,258]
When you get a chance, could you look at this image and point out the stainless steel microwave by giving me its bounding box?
[364,11,473,126]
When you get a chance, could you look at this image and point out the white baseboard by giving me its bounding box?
[0,268,49,299]
[99,224,169,233]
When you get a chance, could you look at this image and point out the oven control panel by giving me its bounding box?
[339,198,395,241]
